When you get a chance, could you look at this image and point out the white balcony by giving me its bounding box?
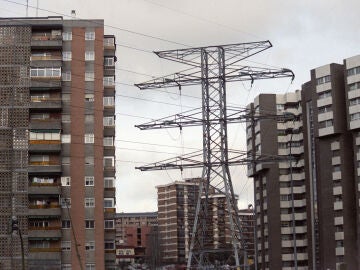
[331,141,340,150]
[317,96,332,108]
[334,216,344,225]
[332,156,341,165]
[335,247,345,256]
[282,239,308,247]
[318,111,333,122]
[349,104,360,115]
[334,201,343,211]
[282,252,308,261]
[350,119,360,130]
[347,73,360,84]
[316,82,332,93]
[281,226,307,234]
[356,136,360,146]
[333,171,342,180]
[335,232,344,240]
[347,88,360,99]
[333,186,342,196]
[319,126,335,137]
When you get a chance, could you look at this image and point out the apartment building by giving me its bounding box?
[115,212,157,264]
[0,17,116,270]
[157,178,237,265]
[247,55,360,270]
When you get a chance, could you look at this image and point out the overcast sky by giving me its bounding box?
[1,0,360,212]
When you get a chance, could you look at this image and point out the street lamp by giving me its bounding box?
[248,204,257,270]
[11,216,25,270]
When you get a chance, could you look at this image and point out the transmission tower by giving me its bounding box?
[134,41,294,269]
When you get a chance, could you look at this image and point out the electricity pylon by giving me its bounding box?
[134,41,294,269]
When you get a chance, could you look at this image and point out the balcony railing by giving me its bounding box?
[31,97,61,102]
[29,204,60,209]
[30,140,61,145]
[32,34,62,41]
[29,161,60,166]
[29,247,61,253]
[30,182,59,187]
[104,208,116,213]
[29,226,61,231]
[31,55,62,61]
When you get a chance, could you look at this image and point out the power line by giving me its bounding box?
[141,0,263,40]
[1,0,191,48]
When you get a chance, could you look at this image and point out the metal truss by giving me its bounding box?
[134,41,294,269]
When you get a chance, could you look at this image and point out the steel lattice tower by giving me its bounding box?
[135,41,294,269]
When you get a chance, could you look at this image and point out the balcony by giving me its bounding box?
[30,119,61,130]
[30,97,62,110]
[30,79,61,89]
[28,226,61,238]
[28,247,61,261]
[28,204,61,217]
[31,34,62,49]
[28,161,61,174]
[104,188,116,198]
[28,183,61,195]
[29,140,61,152]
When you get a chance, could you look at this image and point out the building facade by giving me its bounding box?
[247,55,360,270]
[157,178,238,265]
[115,212,157,265]
[0,17,116,270]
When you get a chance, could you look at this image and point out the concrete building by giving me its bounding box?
[246,55,360,270]
[0,17,116,270]
[156,178,237,265]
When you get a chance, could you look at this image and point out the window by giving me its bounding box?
[104,219,114,229]
[62,51,72,61]
[85,198,95,207]
[85,72,95,81]
[104,57,114,66]
[62,264,72,270]
[62,71,71,81]
[350,112,360,121]
[103,96,115,107]
[104,37,115,47]
[85,176,94,186]
[316,75,331,85]
[85,51,95,61]
[85,114,94,123]
[62,32,72,41]
[85,31,95,40]
[61,176,71,186]
[61,198,71,208]
[104,156,114,167]
[30,67,61,78]
[350,97,360,106]
[349,81,360,91]
[104,241,115,250]
[62,157,70,165]
[29,240,50,248]
[104,177,114,188]
[30,113,50,120]
[84,134,94,144]
[318,90,332,100]
[278,142,287,149]
[85,220,95,229]
[62,220,71,229]
[319,119,333,128]
[61,241,71,251]
[347,66,360,76]
[85,264,95,270]
[85,241,95,251]
[85,94,94,102]
[103,137,114,146]
[104,198,114,208]
[103,76,115,86]
[318,105,332,114]
[103,116,115,126]
[85,156,94,165]
[61,134,71,143]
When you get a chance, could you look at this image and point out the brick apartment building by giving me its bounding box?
[0,17,116,270]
